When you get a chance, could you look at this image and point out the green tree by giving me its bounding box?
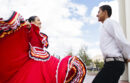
[94,60,104,70]
[78,47,92,66]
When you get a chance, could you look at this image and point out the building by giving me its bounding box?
[118,0,130,82]
[92,55,104,62]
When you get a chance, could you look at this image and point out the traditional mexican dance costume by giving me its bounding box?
[0,11,86,83]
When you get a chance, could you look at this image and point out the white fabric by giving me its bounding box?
[100,18,130,59]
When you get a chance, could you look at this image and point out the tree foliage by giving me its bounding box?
[94,60,104,70]
[78,47,92,66]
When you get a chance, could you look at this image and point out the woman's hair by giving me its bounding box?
[100,5,112,17]
[27,16,37,23]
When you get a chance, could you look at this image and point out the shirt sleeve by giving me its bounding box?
[114,22,130,59]
[104,19,130,59]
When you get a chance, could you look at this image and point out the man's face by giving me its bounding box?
[97,8,106,22]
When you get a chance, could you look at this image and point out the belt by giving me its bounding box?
[105,57,124,62]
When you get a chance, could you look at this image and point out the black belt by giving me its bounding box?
[105,57,124,62]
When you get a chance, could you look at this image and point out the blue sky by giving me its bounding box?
[0,0,119,59]
[71,0,113,14]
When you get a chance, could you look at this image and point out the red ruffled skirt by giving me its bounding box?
[0,26,86,83]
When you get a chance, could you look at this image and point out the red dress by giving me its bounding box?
[0,11,86,83]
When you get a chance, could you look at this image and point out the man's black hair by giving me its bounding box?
[100,5,112,17]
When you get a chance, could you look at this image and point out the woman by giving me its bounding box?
[27,16,41,28]
[0,11,86,83]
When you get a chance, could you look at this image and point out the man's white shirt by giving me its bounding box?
[100,18,130,59]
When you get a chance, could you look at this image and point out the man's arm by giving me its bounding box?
[112,21,130,59]
[104,20,130,59]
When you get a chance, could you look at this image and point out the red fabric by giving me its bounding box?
[9,56,59,83]
[0,25,59,83]
[57,56,72,83]
[0,24,86,83]
[57,56,87,83]
[29,24,50,61]
[0,26,30,82]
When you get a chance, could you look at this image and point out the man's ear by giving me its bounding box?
[104,10,108,16]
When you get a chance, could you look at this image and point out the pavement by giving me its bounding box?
[83,74,95,83]
[120,81,129,83]
[83,74,129,83]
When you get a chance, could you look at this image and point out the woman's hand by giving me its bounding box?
[25,21,31,28]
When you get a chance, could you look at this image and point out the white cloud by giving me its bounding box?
[67,3,88,17]
[48,37,86,58]
[84,41,101,58]
[85,41,99,47]
[89,0,119,24]
[44,18,84,37]
[87,48,102,58]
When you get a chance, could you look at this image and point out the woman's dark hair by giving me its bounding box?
[100,5,112,17]
[27,16,37,23]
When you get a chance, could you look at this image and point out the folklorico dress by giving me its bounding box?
[0,11,86,83]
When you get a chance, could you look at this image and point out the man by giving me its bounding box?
[92,5,130,83]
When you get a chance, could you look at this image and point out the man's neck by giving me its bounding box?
[102,17,109,23]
